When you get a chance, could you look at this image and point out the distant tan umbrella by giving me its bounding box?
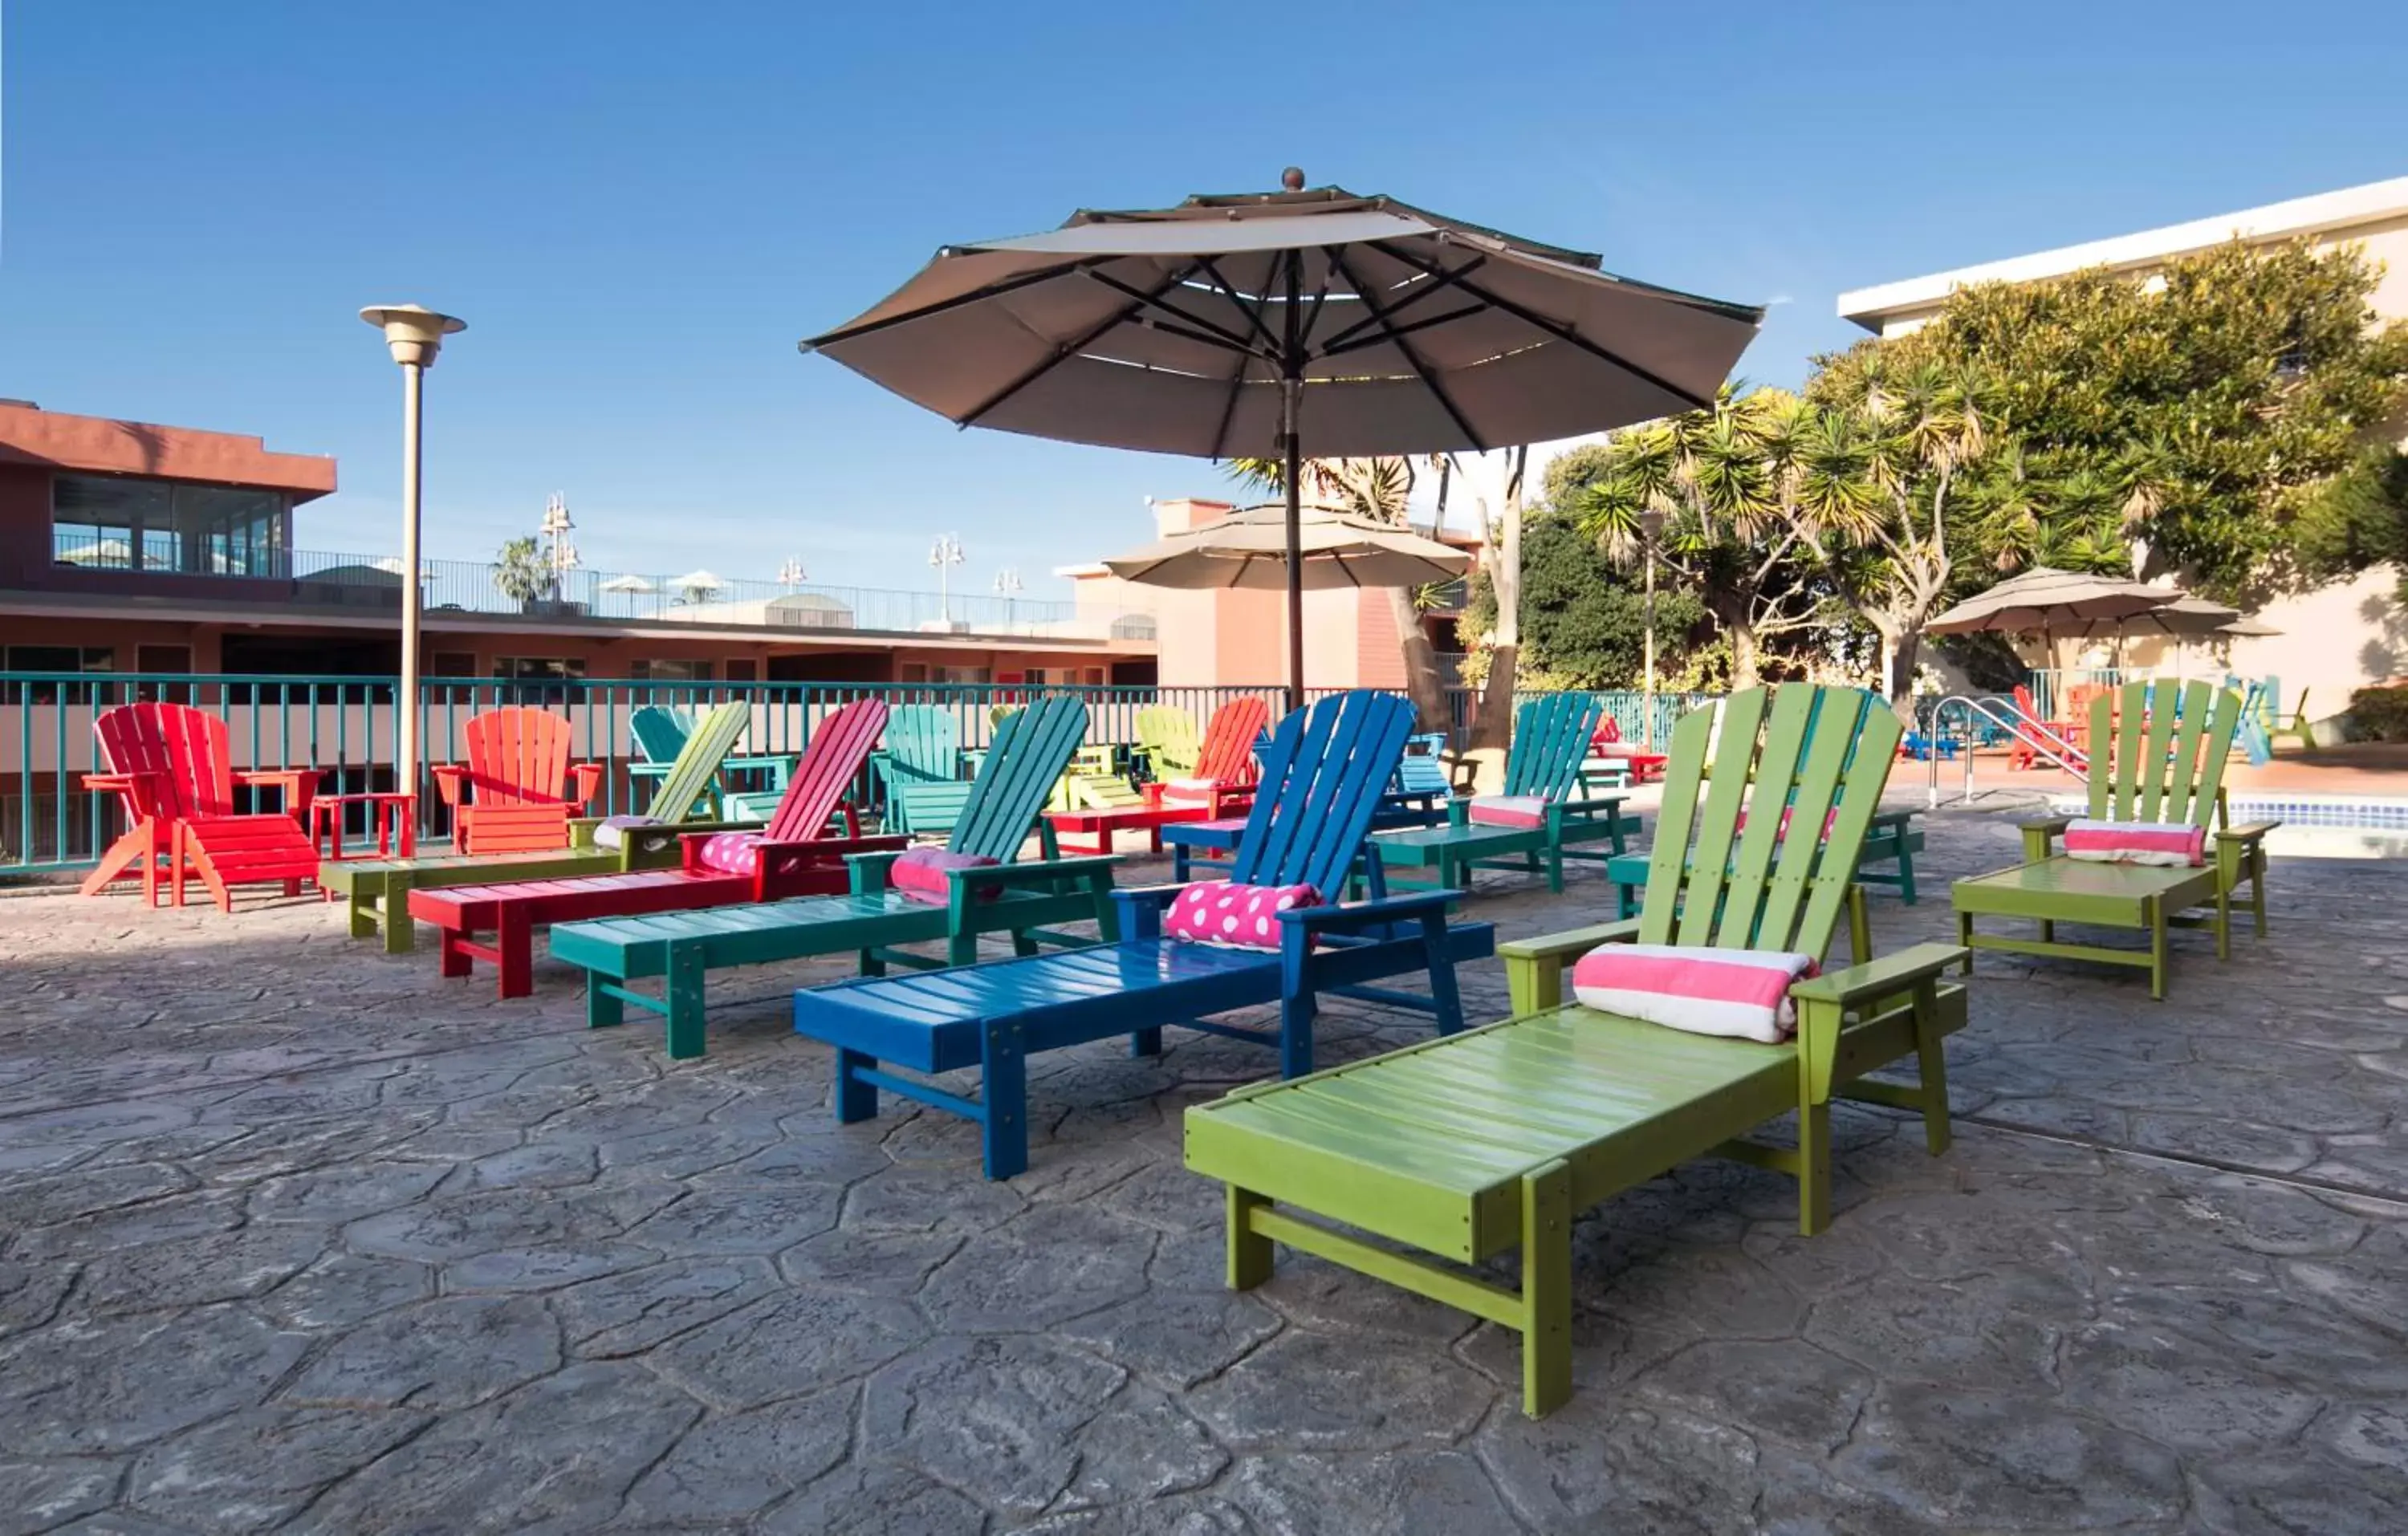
[1103,502,1470,592]
[599,574,660,595]
[1926,567,2182,635]
[2217,615,2281,638]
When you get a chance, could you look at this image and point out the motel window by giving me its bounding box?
[724,659,759,684]
[2,645,116,705]
[630,659,714,682]
[492,655,585,704]
[51,474,289,578]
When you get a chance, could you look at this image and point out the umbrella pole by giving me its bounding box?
[1282,374,1304,713]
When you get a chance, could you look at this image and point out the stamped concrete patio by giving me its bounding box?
[4,805,2406,1534]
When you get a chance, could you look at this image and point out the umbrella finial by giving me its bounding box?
[1281,166,1305,192]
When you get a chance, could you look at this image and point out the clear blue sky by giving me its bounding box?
[6,2,2404,599]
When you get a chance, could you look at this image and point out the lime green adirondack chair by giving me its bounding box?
[1136,705,1202,780]
[1952,680,2276,999]
[1186,684,1969,1416]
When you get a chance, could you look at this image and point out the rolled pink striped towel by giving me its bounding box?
[1571,943,1820,1044]
[1467,794,1551,829]
[2062,819,2206,868]
[1160,777,1229,806]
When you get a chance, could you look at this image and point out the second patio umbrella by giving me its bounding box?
[1103,502,1470,591]
[803,172,1763,705]
[1926,567,2181,636]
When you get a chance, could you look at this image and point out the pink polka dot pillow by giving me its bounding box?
[888,845,1002,905]
[1162,880,1322,950]
[694,832,762,876]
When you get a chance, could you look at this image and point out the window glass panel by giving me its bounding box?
[3,645,114,705]
[630,659,713,682]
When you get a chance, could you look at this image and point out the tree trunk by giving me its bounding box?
[1889,625,1924,709]
[1728,621,1759,690]
[1387,586,1450,733]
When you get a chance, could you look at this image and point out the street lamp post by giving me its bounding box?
[993,567,1023,627]
[1639,507,1666,748]
[928,534,965,624]
[360,304,466,815]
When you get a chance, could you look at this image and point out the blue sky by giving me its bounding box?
[6,1,2404,599]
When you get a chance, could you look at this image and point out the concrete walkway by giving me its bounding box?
[2,807,2405,1533]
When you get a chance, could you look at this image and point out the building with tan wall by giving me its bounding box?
[1838,175,2408,727]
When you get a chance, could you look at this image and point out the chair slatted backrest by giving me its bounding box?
[1230,691,1415,897]
[761,697,889,841]
[1194,697,1271,786]
[949,696,1091,863]
[645,701,753,823]
[462,707,576,806]
[1394,732,1454,798]
[2088,680,2240,830]
[1137,705,1202,778]
[93,702,235,821]
[1641,685,1903,961]
[628,706,694,767]
[885,706,961,782]
[1503,692,1605,798]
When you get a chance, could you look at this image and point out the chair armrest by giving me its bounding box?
[758,835,909,862]
[2019,815,2075,860]
[430,764,467,806]
[84,770,162,817]
[845,847,905,896]
[1283,889,1461,932]
[232,768,316,815]
[1788,943,1968,1010]
[1499,918,1642,1017]
[2215,821,2279,844]
[722,754,796,776]
[565,763,604,810]
[625,762,670,781]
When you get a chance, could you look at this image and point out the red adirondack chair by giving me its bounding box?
[2007,685,2087,772]
[409,697,901,998]
[432,707,604,855]
[1156,696,1271,811]
[80,703,320,912]
[1587,714,1668,784]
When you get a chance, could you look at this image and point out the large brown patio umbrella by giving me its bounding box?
[1103,502,1470,592]
[803,172,1763,705]
[1925,566,2182,636]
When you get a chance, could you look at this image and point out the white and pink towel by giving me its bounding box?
[2062,819,2206,867]
[1160,777,1230,807]
[1466,794,1551,829]
[1162,881,1321,950]
[887,846,1002,904]
[1571,943,1820,1044]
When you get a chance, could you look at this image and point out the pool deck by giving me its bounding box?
[3,804,2407,1532]
[1936,742,2408,801]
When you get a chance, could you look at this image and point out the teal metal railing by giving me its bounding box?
[1,673,1704,873]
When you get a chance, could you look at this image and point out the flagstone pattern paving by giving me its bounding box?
[3,801,2407,1533]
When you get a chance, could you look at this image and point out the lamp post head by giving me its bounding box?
[360,303,466,368]
[1637,506,1667,542]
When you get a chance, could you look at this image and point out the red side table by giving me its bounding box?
[311,792,418,862]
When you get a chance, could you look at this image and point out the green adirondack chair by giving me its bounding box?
[624,702,789,820]
[325,699,759,955]
[1186,684,1969,1417]
[1367,692,1639,895]
[551,694,1114,1059]
[1952,679,2276,999]
[1136,705,1202,780]
[871,705,970,835]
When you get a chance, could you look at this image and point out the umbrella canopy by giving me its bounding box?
[1925,567,2180,636]
[599,574,659,595]
[2217,615,2282,638]
[671,570,726,594]
[1104,502,1470,591]
[2052,594,2241,640]
[804,173,1763,701]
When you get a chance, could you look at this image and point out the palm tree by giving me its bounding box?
[1224,455,1453,731]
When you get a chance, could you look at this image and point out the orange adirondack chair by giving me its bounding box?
[432,707,604,855]
[80,702,320,912]
[1156,696,1271,813]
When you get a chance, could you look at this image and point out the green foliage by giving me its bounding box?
[2295,446,2408,595]
[1820,238,2408,601]
[1462,513,1707,688]
[2345,684,2408,742]
[490,536,550,604]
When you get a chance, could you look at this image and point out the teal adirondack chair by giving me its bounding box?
[551,695,1113,1059]
[1369,692,1639,894]
[626,703,795,820]
[1186,684,1968,1416]
[793,689,1496,1179]
[872,705,969,835]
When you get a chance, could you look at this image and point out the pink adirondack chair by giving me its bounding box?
[80,702,320,912]
[431,707,603,855]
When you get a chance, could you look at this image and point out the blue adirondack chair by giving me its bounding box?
[792,690,1498,1180]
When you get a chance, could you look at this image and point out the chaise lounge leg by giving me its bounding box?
[665,946,707,1060]
[981,1020,1027,1180]
[1895,840,1918,904]
[1422,911,1465,1036]
[587,981,624,1030]
[385,873,421,954]
[1520,1160,1572,1418]
[1226,1186,1274,1290]
[438,929,473,979]
[1277,984,1319,1080]
[496,908,535,999]
[2251,847,2268,937]
[1796,1101,1832,1237]
[1129,1028,1162,1058]
[1955,911,1975,973]
[834,1048,878,1123]
[2146,896,2168,1001]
